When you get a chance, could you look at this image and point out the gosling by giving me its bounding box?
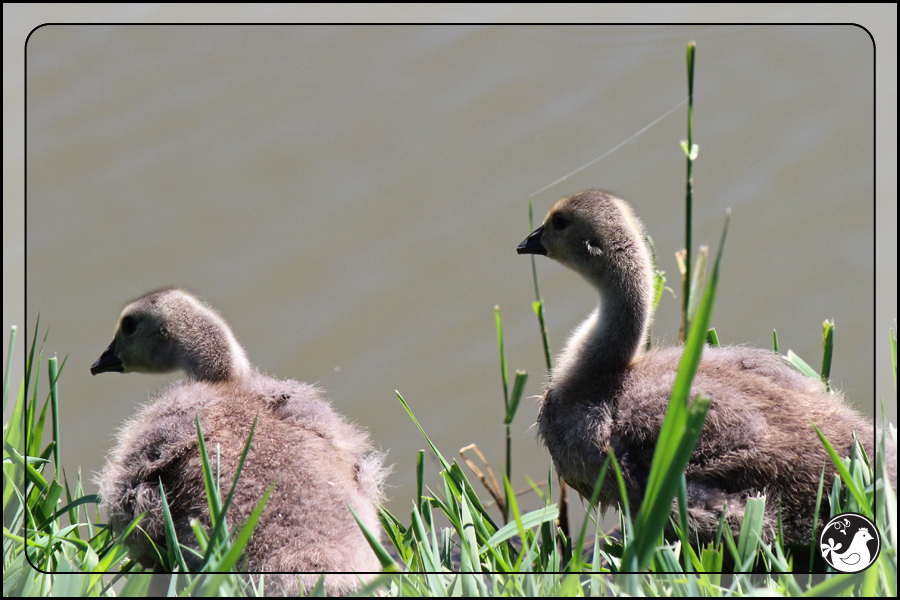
[518,190,896,547]
[92,289,387,595]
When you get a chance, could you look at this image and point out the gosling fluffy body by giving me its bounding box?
[518,190,896,546]
[93,289,386,595]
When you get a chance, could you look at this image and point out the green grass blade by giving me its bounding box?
[812,424,872,518]
[502,472,526,568]
[479,504,559,553]
[786,350,819,379]
[416,449,424,510]
[675,472,692,573]
[409,503,445,592]
[681,41,697,339]
[194,414,224,530]
[505,370,528,425]
[3,379,29,515]
[35,494,100,531]
[350,504,396,570]
[396,390,451,472]
[304,573,326,597]
[803,572,866,596]
[687,245,709,325]
[645,235,666,316]
[457,491,480,573]
[211,482,275,575]
[571,454,613,571]
[23,317,40,432]
[878,425,896,546]
[532,301,553,372]
[495,306,509,412]
[208,415,259,550]
[821,319,834,391]
[623,210,728,571]
[158,480,189,572]
[809,464,827,571]
[700,543,723,579]
[29,391,49,460]
[2,326,16,416]
[47,357,60,474]
[6,443,50,494]
[735,494,765,568]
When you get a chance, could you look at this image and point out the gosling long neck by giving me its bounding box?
[171,313,251,383]
[158,292,252,383]
[552,252,654,392]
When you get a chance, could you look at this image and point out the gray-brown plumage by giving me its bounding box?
[518,190,896,546]
[92,289,387,595]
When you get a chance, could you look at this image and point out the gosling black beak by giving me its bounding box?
[517,225,547,255]
[91,339,124,375]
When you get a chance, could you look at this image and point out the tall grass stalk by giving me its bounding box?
[681,40,698,340]
[491,306,528,524]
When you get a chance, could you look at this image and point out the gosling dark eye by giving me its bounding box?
[121,316,137,336]
[551,213,569,231]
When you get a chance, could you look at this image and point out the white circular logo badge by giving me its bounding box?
[819,512,881,573]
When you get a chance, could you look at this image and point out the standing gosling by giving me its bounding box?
[518,190,896,546]
[92,289,386,595]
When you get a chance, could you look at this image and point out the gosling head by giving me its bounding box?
[518,190,653,292]
[91,289,250,382]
